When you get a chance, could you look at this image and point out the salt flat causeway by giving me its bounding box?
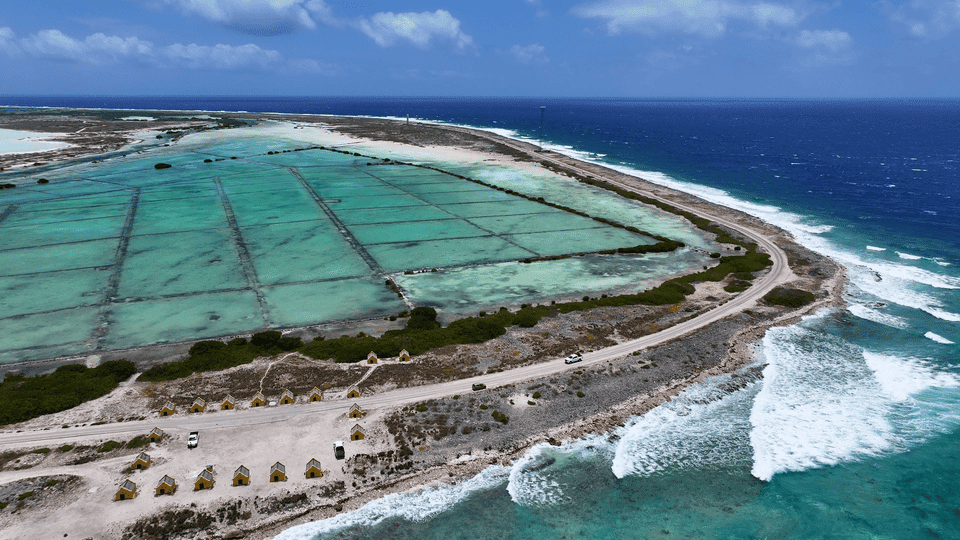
[0,124,714,364]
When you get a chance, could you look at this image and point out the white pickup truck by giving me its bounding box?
[564,353,583,364]
[187,431,199,449]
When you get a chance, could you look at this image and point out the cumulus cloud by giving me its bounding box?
[159,42,282,69]
[879,0,960,38]
[571,0,804,37]
[150,0,333,35]
[0,26,20,56]
[797,29,852,52]
[19,30,153,65]
[357,10,475,52]
[509,43,548,64]
[0,25,331,74]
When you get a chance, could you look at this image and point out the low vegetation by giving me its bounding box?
[763,287,816,307]
[0,360,136,425]
[139,331,302,382]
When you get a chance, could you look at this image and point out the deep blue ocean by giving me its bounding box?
[4,97,959,539]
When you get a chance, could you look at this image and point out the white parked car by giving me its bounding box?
[564,353,583,364]
[187,431,199,449]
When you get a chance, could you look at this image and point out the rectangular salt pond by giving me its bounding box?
[0,132,715,365]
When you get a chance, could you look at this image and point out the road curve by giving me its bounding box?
[0,130,791,450]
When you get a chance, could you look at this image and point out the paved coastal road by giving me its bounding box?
[0,132,791,450]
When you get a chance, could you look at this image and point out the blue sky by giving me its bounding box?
[1,0,958,97]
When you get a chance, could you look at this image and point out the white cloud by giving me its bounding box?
[509,43,549,64]
[357,10,475,52]
[1,25,332,74]
[151,0,332,35]
[0,26,20,56]
[879,0,960,38]
[160,42,282,69]
[797,29,852,52]
[19,30,153,65]
[571,0,804,37]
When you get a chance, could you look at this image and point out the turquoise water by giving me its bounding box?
[0,130,710,363]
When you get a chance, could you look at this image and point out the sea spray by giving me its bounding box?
[749,313,897,481]
[611,375,755,478]
[272,466,510,540]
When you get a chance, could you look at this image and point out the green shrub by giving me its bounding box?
[126,435,149,449]
[99,440,123,453]
[32,448,50,454]
[18,492,33,500]
[45,480,57,487]
[415,404,428,413]
[492,411,509,424]
[763,287,816,307]
[58,445,73,452]
[532,392,541,399]
[0,360,136,425]
[576,391,585,398]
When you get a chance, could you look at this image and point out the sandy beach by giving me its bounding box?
[0,112,844,540]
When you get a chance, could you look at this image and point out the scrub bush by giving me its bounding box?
[763,287,816,307]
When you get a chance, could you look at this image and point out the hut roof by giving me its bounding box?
[270,462,286,474]
[252,392,266,401]
[349,403,362,412]
[399,349,410,356]
[347,385,359,394]
[367,351,378,358]
[234,465,250,477]
[195,470,213,482]
[136,452,151,463]
[192,397,206,406]
[120,479,136,492]
[223,395,235,403]
[281,389,294,399]
[352,424,365,433]
[150,427,163,436]
[162,402,175,410]
[306,458,322,470]
[158,475,176,487]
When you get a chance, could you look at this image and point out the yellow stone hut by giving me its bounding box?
[233,465,250,486]
[194,469,214,490]
[367,351,378,364]
[305,458,323,479]
[190,398,206,413]
[346,386,360,399]
[115,479,136,501]
[270,462,287,482]
[251,392,266,407]
[351,424,366,441]
[148,427,164,443]
[349,403,363,419]
[159,402,177,416]
[132,452,151,470]
[398,349,411,362]
[309,387,323,402]
[221,395,236,410]
[156,475,176,496]
[279,389,295,405]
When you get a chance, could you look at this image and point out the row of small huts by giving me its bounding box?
[160,389,365,416]
[115,459,327,500]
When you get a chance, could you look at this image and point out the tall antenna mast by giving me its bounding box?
[539,106,545,151]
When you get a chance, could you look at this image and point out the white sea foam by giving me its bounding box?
[847,304,910,329]
[924,331,955,344]
[612,376,754,478]
[866,246,886,252]
[934,258,952,267]
[749,315,899,481]
[272,466,510,540]
[897,252,923,260]
[505,439,610,506]
[863,351,959,402]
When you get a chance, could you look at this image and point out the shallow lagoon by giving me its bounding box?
[0,127,716,363]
